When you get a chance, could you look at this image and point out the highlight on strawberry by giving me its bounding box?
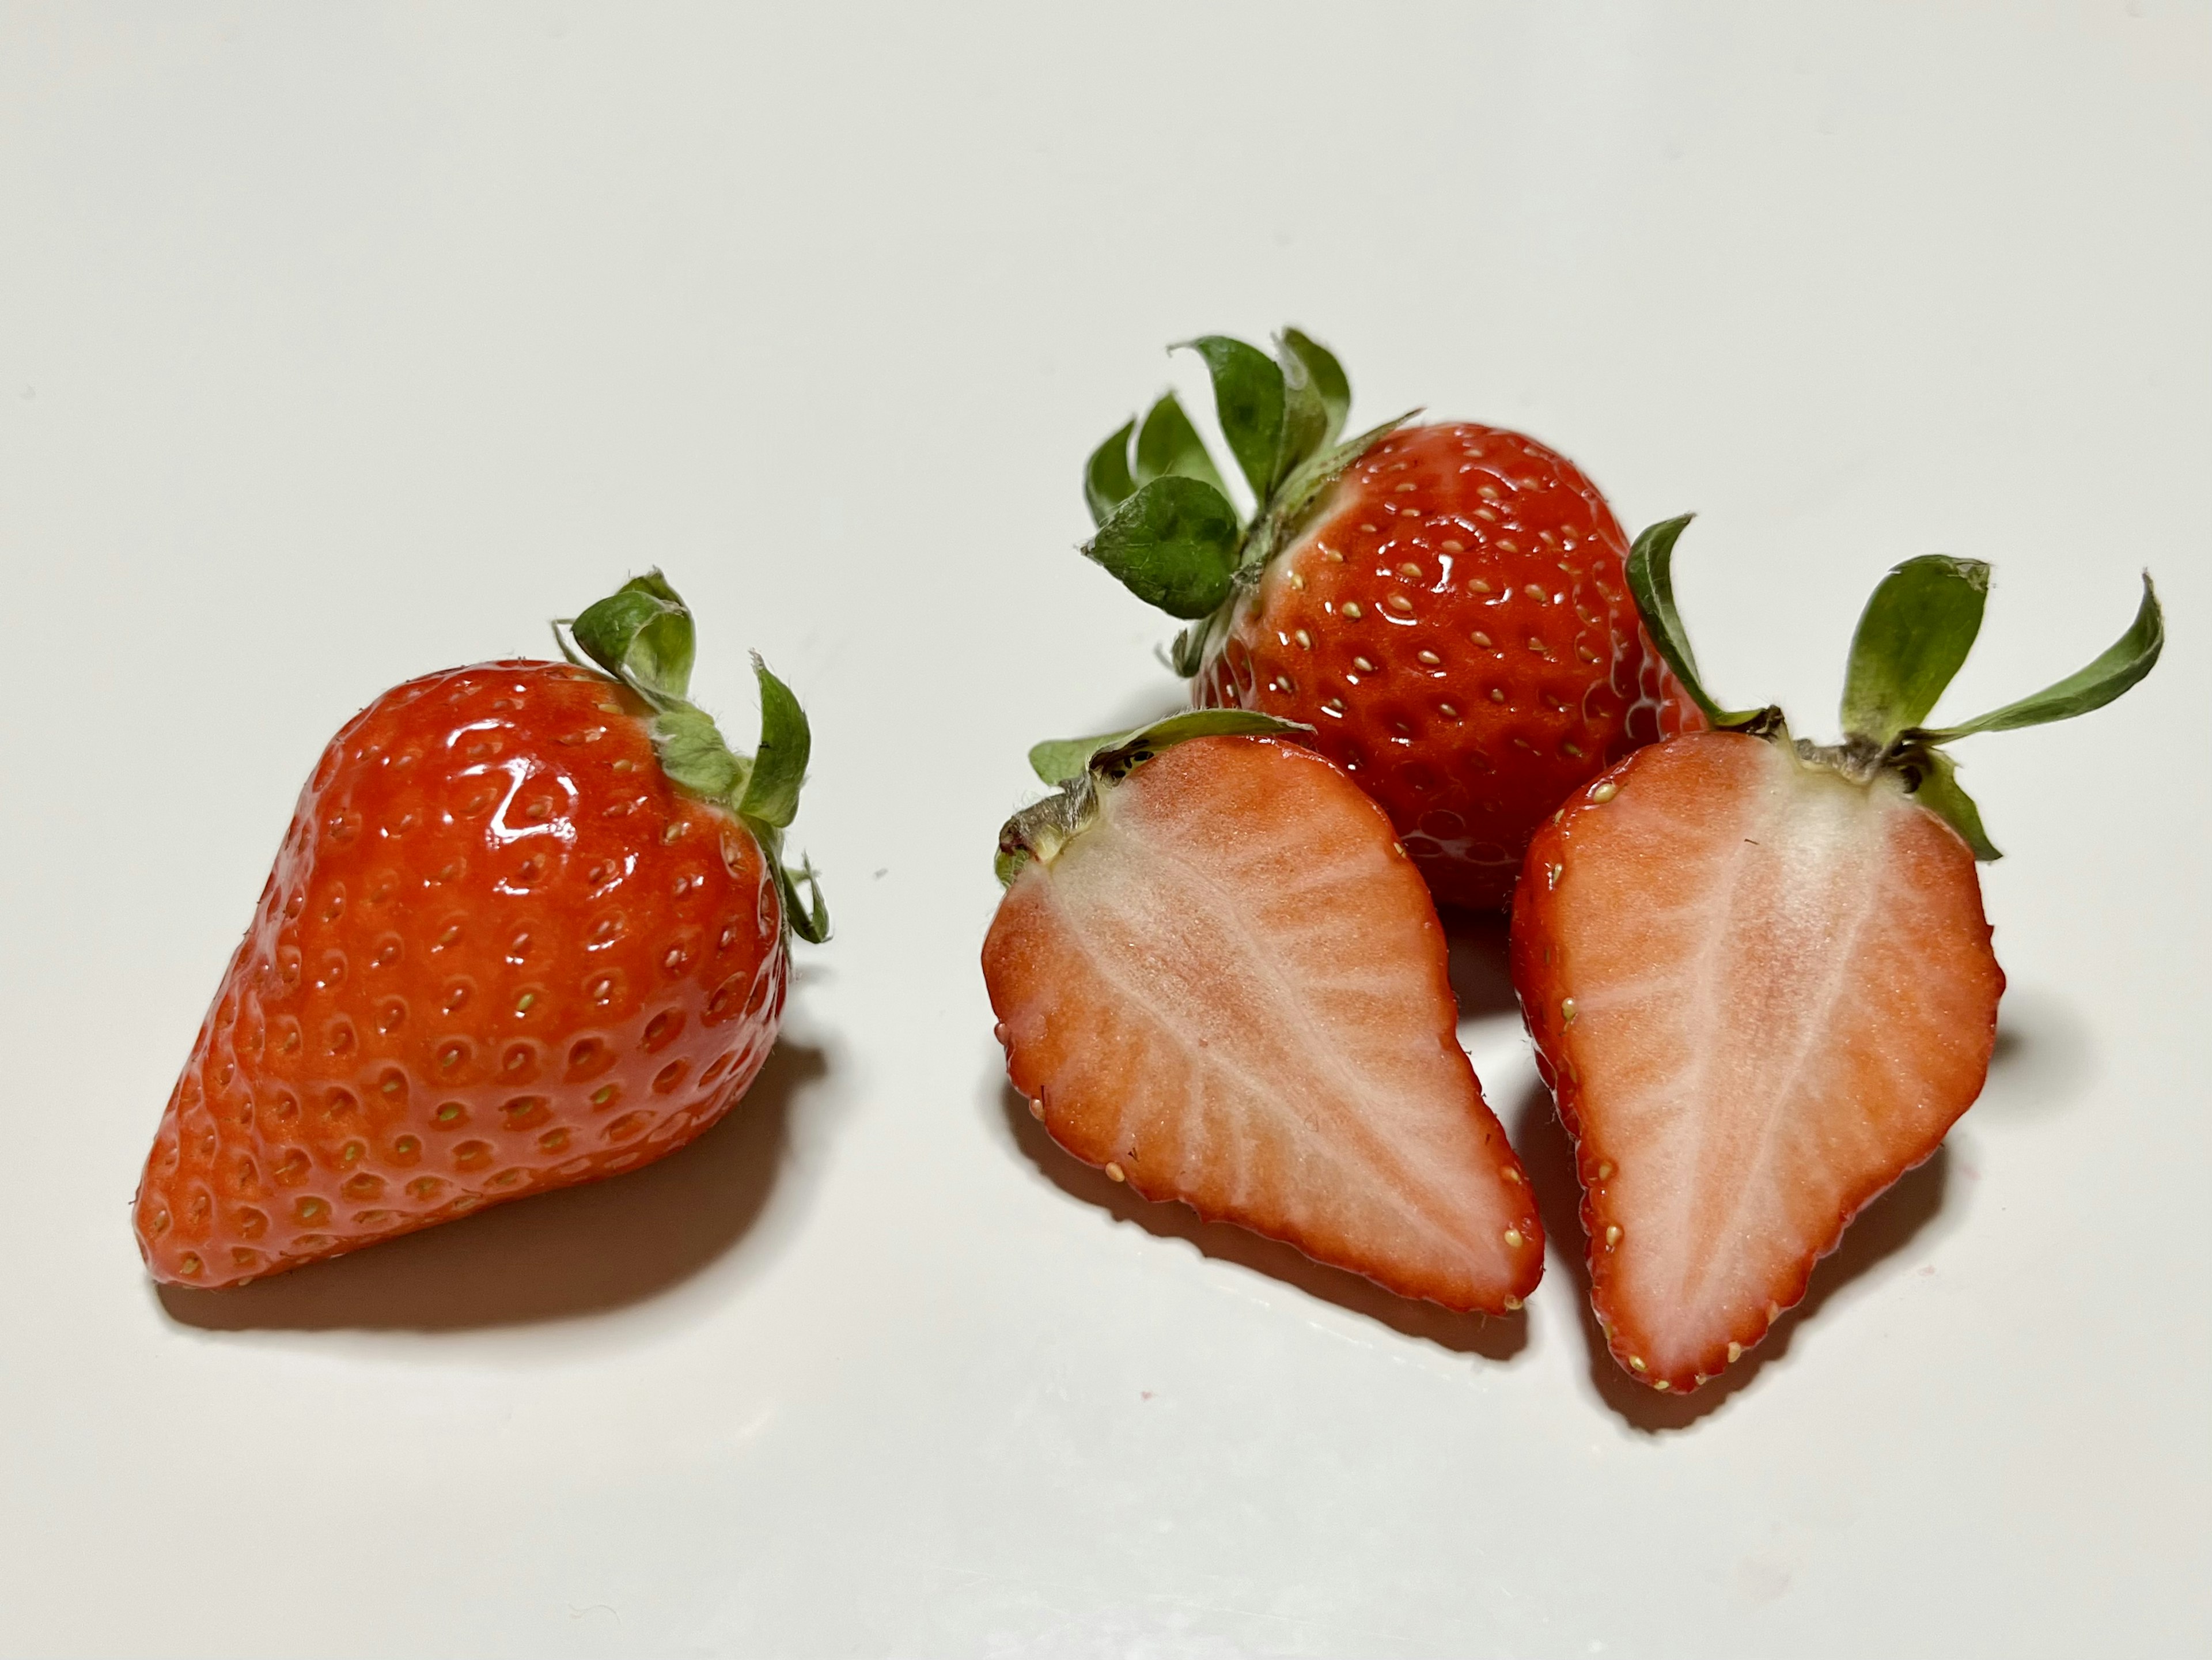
[1511,519,2162,1391]
[134,573,828,1289]
[1077,327,1699,911]
[983,713,1544,1313]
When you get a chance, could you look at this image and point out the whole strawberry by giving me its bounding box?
[1078,329,1699,909]
[1513,521,2161,1390]
[134,574,828,1288]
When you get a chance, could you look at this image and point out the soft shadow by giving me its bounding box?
[996,1083,1527,1362]
[1512,1082,1951,1433]
[156,1041,830,1333]
[1442,910,1521,1024]
[1982,985,2099,1120]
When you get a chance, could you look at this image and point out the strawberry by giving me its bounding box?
[983,715,1543,1312]
[134,574,828,1288]
[1511,520,2162,1390]
[1077,328,1699,910]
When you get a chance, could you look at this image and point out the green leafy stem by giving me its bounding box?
[1626,516,2164,860]
[1077,327,1412,676]
[557,572,830,944]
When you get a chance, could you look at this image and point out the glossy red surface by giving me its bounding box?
[1195,422,1700,909]
[134,660,787,1288]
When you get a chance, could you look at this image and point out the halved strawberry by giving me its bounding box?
[984,717,1542,1311]
[1513,521,2162,1390]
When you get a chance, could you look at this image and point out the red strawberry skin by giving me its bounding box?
[984,735,1543,1312]
[1194,422,1702,911]
[1511,731,2003,1390]
[134,660,788,1289]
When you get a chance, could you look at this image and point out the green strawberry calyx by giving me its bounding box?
[556,572,830,943]
[1626,514,2164,861]
[994,709,1312,886]
[1078,327,1415,678]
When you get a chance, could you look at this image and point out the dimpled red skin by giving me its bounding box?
[134,660,787,1289]
[1195,422,1701,909]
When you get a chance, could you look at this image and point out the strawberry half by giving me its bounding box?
[1512,521,2163,1390]
[134,574,828,1288]
[984,716,1543,1312]
[1076,328,1700,910]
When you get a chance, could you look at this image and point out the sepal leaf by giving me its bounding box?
[1625,516,1768,731]
[1178,335,1287,503]
[1029,709,1310,786]
[737,654,811,830]
[1084,709,1311,779]
[772,850,831,945]
[1028,731,1122,786]
[1900,745,2002,862]
[1912,573,2164,743]
[652,707,748,803]
[1132,392,1230,498]
[1279,328,1350,445]
[1168,621,1213,679]
[1072,328,1395,689]
[1839,555,1990,746]
[1275,342,1331,487]
[559,573,828,947]
[569,570,697,705]
[1084,419,1138,530]
[1081,476,1241,618]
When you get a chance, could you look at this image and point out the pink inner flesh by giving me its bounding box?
[1556,737,1999,1375]
[998,740,1532,1305]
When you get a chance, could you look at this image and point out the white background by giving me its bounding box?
[2,5,2207,1656]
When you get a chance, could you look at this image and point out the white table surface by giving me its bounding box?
[2,6,2206,1656]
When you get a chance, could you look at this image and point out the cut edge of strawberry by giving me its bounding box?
[1522,517,2164,1393]
[1017,1092,1544,1319]
[996,708,1314,887]
[989,725,1546,1315]
[1514,737,2001,1391]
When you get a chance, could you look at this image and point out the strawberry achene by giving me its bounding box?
[135,660,789,1288]
[1195,422,1700,908]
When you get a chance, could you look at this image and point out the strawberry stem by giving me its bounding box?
[1077,328,1411,676]
[1624,521,2165,865]
[1623,516,1772,732]
[557,572,830,944]
[1908,573,2162,743]
[1838,555,1991,747]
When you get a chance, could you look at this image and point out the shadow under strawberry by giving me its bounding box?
[1510,1083,1952,1432]
[995,1083,1529,1363]
[154,1038,831,1333]
[1439,909,1524,1023]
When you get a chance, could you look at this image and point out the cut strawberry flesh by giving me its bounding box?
[985,736,1541,1311]
[1513,732,2002,1389]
